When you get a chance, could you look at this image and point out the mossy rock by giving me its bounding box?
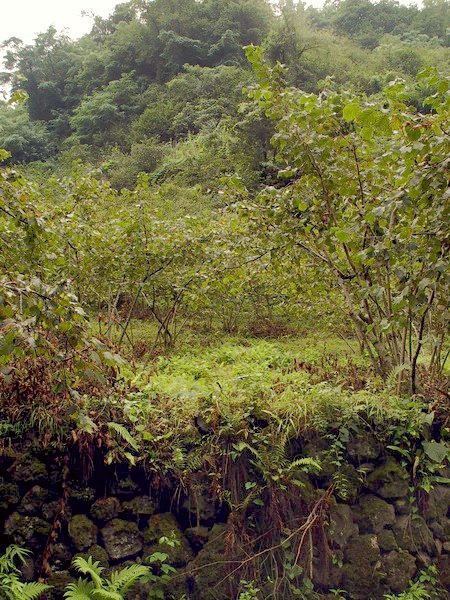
[377,529,398,552]
[90,497,120,523]
[73,544,110,571]
[0,478,20,510]
[185,525,211,551]
[121,495,155,519]
[366,459,409,499]
[102,518,143,561]
[342,534,383,599]
[67,483,96,508]
[18,485,57,515]
[110,477,139,499]
[355,494,396,533]
[4,511,51,548]
[183,479,218,524]
[393,515,435,556]
[347,432,381,462]
[381,550,417,593]
[10,455,48,485]
[424,485,450,521]
[143,513,193,567]
[188,524,237,600]
[42,570,74,600]
[50,543,72,571]
[328,502,358,548]
[68,514,98,551]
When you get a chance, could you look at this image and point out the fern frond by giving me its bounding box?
[21,582,52,599]
[108,564,150,594]
[71,556,104,589]
[91,590,122,600]
[63,578,95,600]
[288,457,321,473]
[108,422,140,451]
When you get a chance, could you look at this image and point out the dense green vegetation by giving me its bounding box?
[0,0,449,599]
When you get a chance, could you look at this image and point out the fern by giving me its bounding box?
[64,578,95,600]
[65,556,150,600]
[0,546,51,600]
[108,422,140,451]
[108,564,150,594]
[71,556,104,589]
[21,582,54,599]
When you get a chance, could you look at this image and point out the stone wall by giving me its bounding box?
[0,445,449,599]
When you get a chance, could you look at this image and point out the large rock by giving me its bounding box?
[50,544,72,570]
[187,524,234,600]
[68,514,98,551]
[183,479,218,524]
[67,484,96,509]
[355,494,395,533]
[102,518,142,561]
[90,497,120,524]
[121,495,155,520]
[342,534,382,599]
[367,460,409,499]
[424,485,450,521]
[377,529,398,552]
[0,479,20,510]
[382,550,417,593]
[9,456,47,485]
[393,515,435,556]
[347,433,381,462]
[42,570,74,600]
[4,512,51,548]
[143,513,193,567]
[328,503,358,547]
[437,555,450,590]
[185,526,210,551]
[19,485,57,516]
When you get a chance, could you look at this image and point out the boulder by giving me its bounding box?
[90,497,120,524]
[4,512,51,548]
[187,524,233,600]
[393,515,435,556]
[42,570,74,600]
[68,514,98,551]
[121,495,155,520]
[50,544,72,570]
[355,494,395,533]
[19,485,57,515]
[9,456,47,485]
[110,477,139,499]
[382,550,417,593]
[342,534,382,599]
[0,479,20,510]
[67,484,96,509]
[185,525,210,551]
[347,433,381,462]
[425,485,450,521]
[102,518,143,561]
[183,480,218,524]
[328,503,358,547]
[437,554,450,590]
[367,460,409,499]
[143,513,193,567]
[377,529,398,552]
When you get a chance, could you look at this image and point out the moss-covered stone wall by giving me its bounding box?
[0,444,449,599]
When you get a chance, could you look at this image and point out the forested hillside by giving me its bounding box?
[0,1,449,599]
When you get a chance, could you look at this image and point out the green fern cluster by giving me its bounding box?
[63,556,150,600]
[0,545,50,600]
